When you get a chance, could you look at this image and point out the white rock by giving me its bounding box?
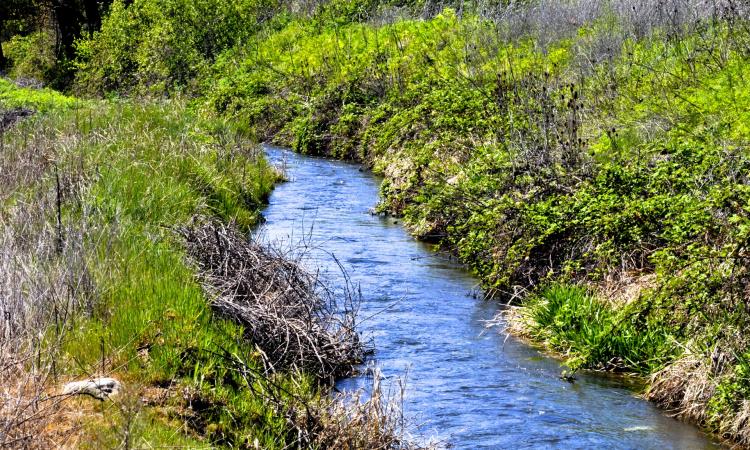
[62,377,122,400]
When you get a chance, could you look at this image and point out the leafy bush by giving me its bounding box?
[3,31,58,84]
[74,0,284,95]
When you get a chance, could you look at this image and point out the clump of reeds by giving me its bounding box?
[646,341,750,446]
[179,218,365,382]
[292,369,431,449]
[729,399,750,446]
[646,352,715,424]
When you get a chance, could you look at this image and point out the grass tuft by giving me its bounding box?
[523,284,674,374]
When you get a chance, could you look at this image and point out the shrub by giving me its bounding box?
[74,0,284,95]
[4,31,58,84]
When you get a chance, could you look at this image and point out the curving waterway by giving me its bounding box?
[260,146,720,449]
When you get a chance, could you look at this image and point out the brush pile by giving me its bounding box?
[179,218,364,382]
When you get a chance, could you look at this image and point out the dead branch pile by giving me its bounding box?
[179,219,364,382]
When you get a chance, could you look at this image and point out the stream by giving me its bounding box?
[260,146,720,449]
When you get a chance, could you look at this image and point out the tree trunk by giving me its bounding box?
[52,0,81,60]
[0,19,7,70]
[83,0,100,34]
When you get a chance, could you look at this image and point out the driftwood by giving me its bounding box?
[62,377,121,401]
[179,219,364,382]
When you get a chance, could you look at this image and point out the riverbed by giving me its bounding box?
[260,146,719,449]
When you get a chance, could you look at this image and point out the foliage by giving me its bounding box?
[192,5,750,443]
[0,77,78,110]
[523,285,674,374]
[3,31,63,85]
[0,0,115,85]
[7,0,750,444]
[74,0,286,95]
[199,4,750,325]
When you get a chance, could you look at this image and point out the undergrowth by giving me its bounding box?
[172,3,750,443]
[6,0,750,445]
[0,77,292,447]
[523,285,674,374]
[0,78,417,449]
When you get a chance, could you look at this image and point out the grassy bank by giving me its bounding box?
[6,0,750,446]
[184,3,750,445]
[0,78,289,447]
[0,78,413,448]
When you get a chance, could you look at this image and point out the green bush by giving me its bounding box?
[74,0,284,95]
[4,31,59,83]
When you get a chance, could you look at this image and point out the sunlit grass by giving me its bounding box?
[524,285,675,374]
[0,81,301,447]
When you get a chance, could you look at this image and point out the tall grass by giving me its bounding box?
[0,86,96,448]
[1,76,424,448]
[523,285,674,374]
[0,80,297,447]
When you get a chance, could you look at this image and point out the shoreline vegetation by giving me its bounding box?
[3,0,750,447]
[0,79,418,448]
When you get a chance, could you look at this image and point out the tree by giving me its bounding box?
[0,0,39,68]
[82,0,101,32]
[0,18,5,69]
[51,0,114,60]
[51,0,83,60]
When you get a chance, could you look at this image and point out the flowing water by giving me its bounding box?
[260,146,720,449]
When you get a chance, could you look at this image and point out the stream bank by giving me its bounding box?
[260,146,720,449]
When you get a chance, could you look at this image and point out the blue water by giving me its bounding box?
[259,146,720,449]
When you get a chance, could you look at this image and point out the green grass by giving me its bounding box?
[523,285,674,374]
[0,80,315,448]
[0,78,78,110]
